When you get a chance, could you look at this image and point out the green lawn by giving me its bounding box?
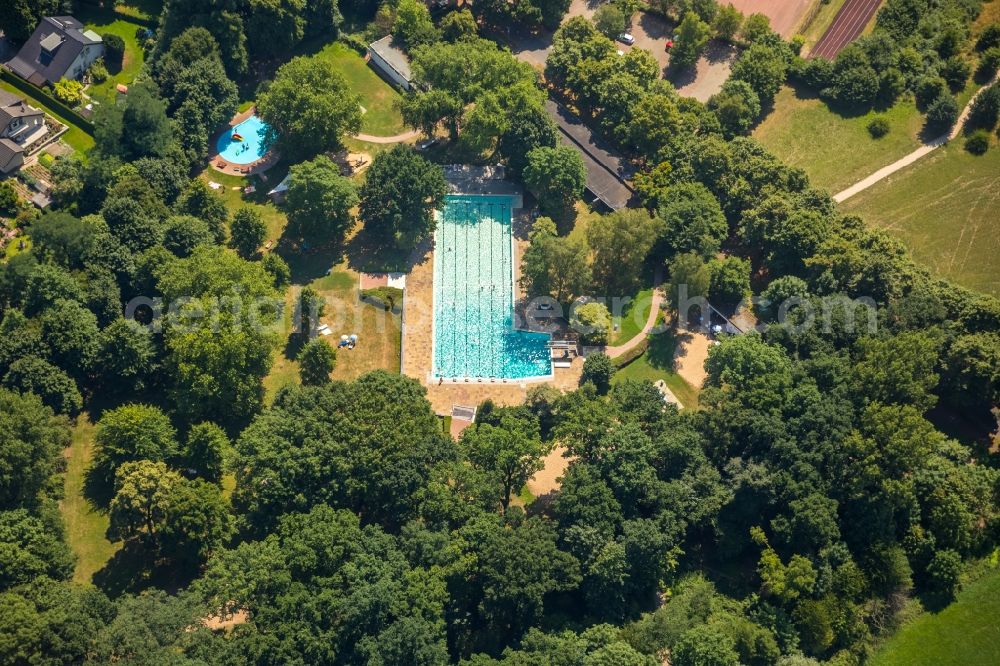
[60,417,120,584]
[198,168,289,244]
[309,41,406,136]
[612,326,700,409]
[78,6,147,103]
[0,81,94,154]
[840,139,1000,296]
[754,86,925,194]
[870,561,1000,666]
[610,287,654,346]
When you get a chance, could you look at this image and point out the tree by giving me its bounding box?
[672,624,740,666]
[656,182,728,259]
[359,146,447,249]
[107,460,180,544]
[163,215,214,257]
[93,318,158,395]
[730,44,788,105]
[713,3,742,41]
[925,94,960,135]
[498,104,559,177]
[523,146,586,219]
[159,477,234,563]
[581,353,616,394]
[672,12,711,69]
[461,410,548,513]
[924,549,962,602]
[441,9,478,42]
[284,156,359,241]
[708,79,761,137]
[0,389,69,510]
[93,404,179,488]
[573,302,612,345]
[520,217,592,302]
[298,338,336,386]
[23,263,82,316]
[39,299,99,380]
[175,179,229,244]
[257,56,363,159]
[667,252,710,313]
[394,0,439,49]
[708,256,750,306]
[594,4,626,38]
[2,357,82,417]
[0,510,75,590]
[229,206,268,258]
[183,422,229,484]
[966,82,1000,131]
[52,79,83,106]
[245,0,306,59]
[94,82,174,161]
[0,181,18,218]
[588,209,663,298]
[233,372,453,531]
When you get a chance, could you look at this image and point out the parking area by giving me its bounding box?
[673,40,738,102]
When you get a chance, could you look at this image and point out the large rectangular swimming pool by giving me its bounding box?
[432,195,551,380]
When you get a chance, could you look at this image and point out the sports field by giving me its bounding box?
[870,563,1000,666]
[840,141,1000,296]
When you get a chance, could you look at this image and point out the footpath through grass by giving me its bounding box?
[753,86,925,193]
[870,561,1000,666]
[840,140,1000,296]
[60,416,119,584]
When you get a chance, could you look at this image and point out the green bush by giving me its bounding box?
[38,152,55,169]
[103,34,125,68]
[340,34,368,55]
[88,59,109,84]
[612,337,650,369]
[572,302,611,346]
[965,129,990,155]
[977,47,1000,81]
[52,79,83,106]
[867,115,890,138]
[361,286,404,312]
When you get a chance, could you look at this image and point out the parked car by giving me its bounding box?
[617,33,635,45]
[417,138,438,151]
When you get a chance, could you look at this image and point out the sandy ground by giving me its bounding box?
[526,445,571,496]
[202,609,249,631]
[674,41,739,102]
[724,0,817,38]
[673,328,712,388]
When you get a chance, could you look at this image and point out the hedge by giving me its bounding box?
[0,69,94,134]
[612,336,650,369]
[361,286,404,312]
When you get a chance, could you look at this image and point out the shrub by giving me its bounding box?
[0,181,20,217]
[966,83,1000,130]
[572,302,611,346]
[102,34,125,68]
[976,23,1000,51]
[580,353,615,394]
[915,75,948,109]
[924,94,959,135]
[965,129,990,154]
[361,286,404,312]
[867,115,890,138]
[977,47,1000,81]
[940,56,971,92]
[38,153,55,169]
[340,34,368,55]
[88,58,109,83]
[52,79,83,106]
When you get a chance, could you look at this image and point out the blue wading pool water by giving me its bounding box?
[433,195,552,380]
[216,114,270,165]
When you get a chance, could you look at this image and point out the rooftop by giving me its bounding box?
[544,100,636,210]
[368,36,412,83]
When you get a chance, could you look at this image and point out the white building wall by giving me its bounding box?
[368,50,410,91]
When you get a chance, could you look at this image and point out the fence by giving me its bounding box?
[0,69,95,134]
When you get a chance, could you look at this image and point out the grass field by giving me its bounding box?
[840,139,1000,296]
[0,81,94,154]
[870,561,1000,666]
[60,416,119,584]
[612,326,700,409]
[78,6,147,103]
[198,168,289,245]
[309,41,406,136]
[754,86,925,193]
[610,287,654,346]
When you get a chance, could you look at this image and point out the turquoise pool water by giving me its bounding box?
[215,115,270,165]
[433,195,551,380]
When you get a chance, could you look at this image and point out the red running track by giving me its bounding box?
[811,0,883,59]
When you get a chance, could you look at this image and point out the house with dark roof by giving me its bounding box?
[5,16,104,87]
[368,36,413,91]
[0,90,46,174]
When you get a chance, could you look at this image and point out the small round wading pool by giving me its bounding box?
[216,114,270,165]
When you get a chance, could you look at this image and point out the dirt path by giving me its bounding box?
[833,71,1000,203]
[526,445,571,497]
[673,328,711,388]
[353,129,420,144]
[605,272,664,358]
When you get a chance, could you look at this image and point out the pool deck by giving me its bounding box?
[402,208,583,415]
[209,107,279,177]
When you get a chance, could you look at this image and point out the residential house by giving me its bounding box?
[0,90,46,175]
[5,16,104,87]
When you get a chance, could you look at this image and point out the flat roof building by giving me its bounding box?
[368,36,413,91]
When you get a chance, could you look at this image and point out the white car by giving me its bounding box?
[617,33,635,45]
